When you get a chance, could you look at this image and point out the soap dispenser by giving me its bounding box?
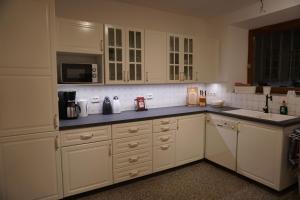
[102,96,112,115]
[280,100,288,115]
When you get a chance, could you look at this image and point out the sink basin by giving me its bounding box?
[224,109,296,122]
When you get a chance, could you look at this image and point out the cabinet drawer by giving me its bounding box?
[113,161,152,183]
[112,121,152,139]
[113,148,152,169]
[153,118,177,133]
[61,126,111,146]
[113,134,152,154]
[153,131,176,146]
[153,143,176,172]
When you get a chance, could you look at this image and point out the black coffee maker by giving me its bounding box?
[58,91,81,119]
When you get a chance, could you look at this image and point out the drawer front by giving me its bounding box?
[113,134,152,154]
[112,121,152,139]
[153,143,176,172]
[153,131,176,146]
[113,161,152,183]
[113,148,152,169]
[61,126,112,146]
[153,118,177,133]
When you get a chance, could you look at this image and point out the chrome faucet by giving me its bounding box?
[263,94,272,113]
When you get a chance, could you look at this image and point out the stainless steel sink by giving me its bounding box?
[224,109,296,122]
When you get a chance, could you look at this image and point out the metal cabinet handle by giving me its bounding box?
[161,126,170,132]
[53,114,58,130]
[80,133,94,140]
[127,71,129,82]
[129,170,139,177]
[128,156,139,163]
[195,72,198,81]
[160,136,170,142]
[55,136,59,151]
[100,40,103,52]
[160,145,170,150]
[123,71,126,82]
[128,142,139,148]
[146,72,149,82]
[108,143,112,156]
[128,127,139,133]
[217,124,224,127]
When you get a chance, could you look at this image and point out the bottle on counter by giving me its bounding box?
[280,100,288,115]
[199,90,206,107]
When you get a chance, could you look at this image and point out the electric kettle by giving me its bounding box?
[78,100,88,117]
[102,96,112,115]
[112,96,121,114]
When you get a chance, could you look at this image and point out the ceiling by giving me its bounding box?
[111,0,260,18]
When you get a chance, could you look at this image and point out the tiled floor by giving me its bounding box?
[69,162,300,200]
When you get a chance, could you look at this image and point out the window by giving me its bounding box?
[248,19,300,93]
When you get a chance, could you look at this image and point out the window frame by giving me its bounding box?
[248,18,300,94]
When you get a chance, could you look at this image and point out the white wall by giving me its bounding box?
[55,0,207,37]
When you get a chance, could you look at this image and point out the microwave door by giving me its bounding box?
[61,64,93,83]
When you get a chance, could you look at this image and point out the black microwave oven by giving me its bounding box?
[59,63,98,83]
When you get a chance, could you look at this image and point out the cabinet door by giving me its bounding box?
[62,141,113,197]
[182,36,195,82]
[167,34,182,83]
[205,115,237,171]
[176,114,205,166]
[105,25,126,84]
[0,0,54,75]
[145,30,167,83]
[0,76,57,137]
[198,37,219,83]
[126,28,145,83]
[237,123,282,189]
[56,18,103,54]
[0,132,61,200]
[153,143,175,172]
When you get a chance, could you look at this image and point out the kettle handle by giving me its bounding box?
[76,104,81,114]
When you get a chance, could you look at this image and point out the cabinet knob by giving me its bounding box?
[128,142,139,148]
[160,145,170,150]
[161,126,170,132]
[128,127,139,133]
[161,120,170,125]
[129,170,139,177]
[129,156,139,163]
[160,136,170,142]
[80,133,94,140]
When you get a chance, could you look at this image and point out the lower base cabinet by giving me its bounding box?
[0,132,62,200]
[153,142,176,172]
[176,114,205,166]
[61,141,113,197]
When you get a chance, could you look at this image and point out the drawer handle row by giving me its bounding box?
[128,156,139,163]
[129,170,139,177]
[128,127,139,133]
[80,133,94,140]
[161,126,170,132]
[128,142,139,148]
[161,120,170,125]
[160,145,170,150]
[160,136,170,142]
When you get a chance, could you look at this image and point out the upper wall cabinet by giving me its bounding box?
[105,25,145,84]
[145,30,167,83]
[167,34,198,83]
[56,18,104,54]
[198,37,220,83]
[105,25,126,84]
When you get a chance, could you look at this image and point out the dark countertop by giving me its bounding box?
[59,106,300,130]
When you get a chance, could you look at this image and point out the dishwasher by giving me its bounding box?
[205,114,238,171]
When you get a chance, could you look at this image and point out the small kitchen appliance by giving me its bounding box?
[102,96,113,115]
[135,97,147,111]
[78,100,88,117]
[112,96,121,114]
[58,91,81,119]
[186,87,199,106]
[59,63,98,83]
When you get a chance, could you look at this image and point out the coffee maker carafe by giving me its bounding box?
[58,91,81,119]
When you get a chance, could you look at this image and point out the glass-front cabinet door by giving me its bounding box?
[105,25,125,84]
[168,34,181,82]
[183,37,194,82]
[126,28,144,83]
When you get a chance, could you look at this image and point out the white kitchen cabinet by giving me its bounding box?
[197,37,219,82]
[153,142,176,172]
[0,0,58,137]
[105,25,126,84]
[145,30,167,83]
[126,28,145,83]
[61,140,113,197]
[205,114,238,171]
[56,18,104,54]
[176,114,205,166]
[0,132,62,200]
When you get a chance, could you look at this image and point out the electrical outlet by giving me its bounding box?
[145,93,153,100]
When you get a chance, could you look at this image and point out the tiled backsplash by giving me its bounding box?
[59,83,300,116]
[207,84,300,116]
[58,84,205,112]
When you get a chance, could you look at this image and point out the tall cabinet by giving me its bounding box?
[0,0,61,199]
